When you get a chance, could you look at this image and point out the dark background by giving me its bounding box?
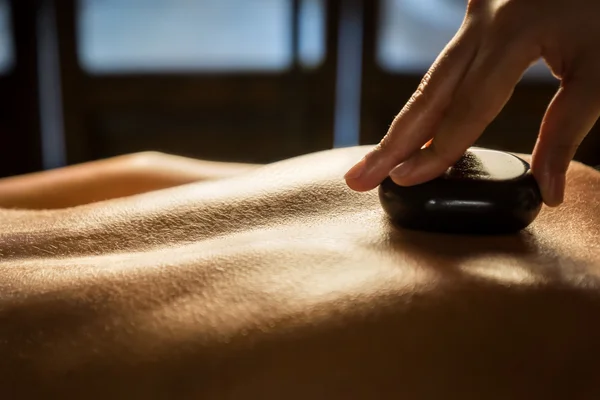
[1,0,599,178]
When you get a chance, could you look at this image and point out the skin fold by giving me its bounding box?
[0,146,599,399]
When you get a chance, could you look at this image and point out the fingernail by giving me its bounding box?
[540,173,565,207]
[344,157,367,180]
[389,158,416,182]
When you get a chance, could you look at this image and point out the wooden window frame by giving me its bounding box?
[55,0,342,164]
[0,0,43,177]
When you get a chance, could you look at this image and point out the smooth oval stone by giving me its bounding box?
[378,147,543,235]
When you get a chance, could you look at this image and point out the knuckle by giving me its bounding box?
[377,67,442,158]
[408,89,423,106]
[407,75,432,107]
[376,131,395,154]
[466,0,486,16]
[409,66,439,106]
[417,70,433,95]
[377,120,410,157]
[488,1,537,43]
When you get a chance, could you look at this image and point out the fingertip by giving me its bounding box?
[535,171,566,208]
[343,176,377,192]
[344,155,379,192]
[343,145,411,192]
[543,195,564,208]
[544,200,564,208]
[344,157,367,181]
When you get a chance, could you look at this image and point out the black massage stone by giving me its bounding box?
[378,147,543,235]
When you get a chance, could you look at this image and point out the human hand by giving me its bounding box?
[345,0,600,206]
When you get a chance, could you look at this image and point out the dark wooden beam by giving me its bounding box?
[0,0,43,177]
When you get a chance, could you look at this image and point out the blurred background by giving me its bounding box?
[0,0,599,178]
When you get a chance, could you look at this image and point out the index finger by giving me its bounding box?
[388,38,539,186]
[344,19,479,192]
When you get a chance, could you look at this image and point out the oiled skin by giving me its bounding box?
[0,146,599,399]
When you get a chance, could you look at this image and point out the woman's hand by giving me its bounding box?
[345,0,600,206]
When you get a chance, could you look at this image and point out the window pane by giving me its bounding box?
[299,0,326,69]
[377,0,553,81]
[78,0,294,74]
[0,0,14,74]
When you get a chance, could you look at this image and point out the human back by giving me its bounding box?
[1,145,599,399]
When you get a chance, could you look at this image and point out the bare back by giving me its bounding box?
[1,146,599,399]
